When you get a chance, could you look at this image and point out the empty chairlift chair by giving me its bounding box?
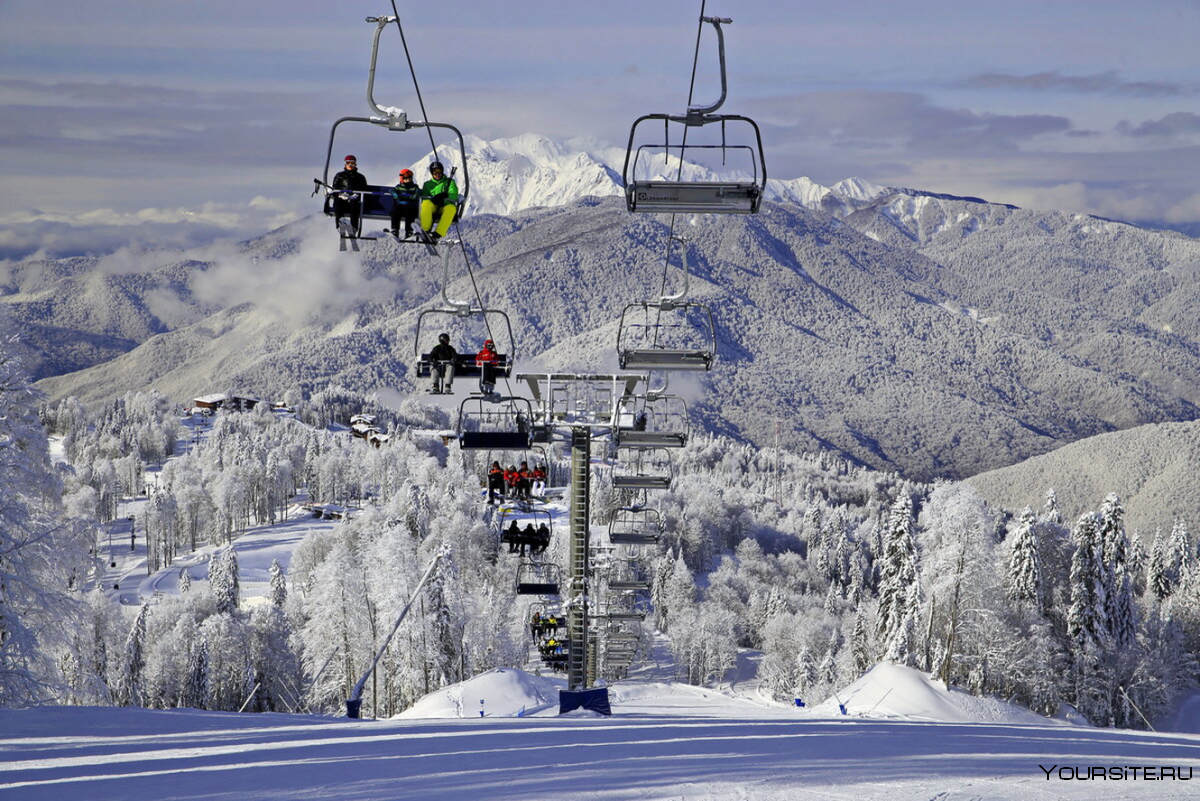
[617,237,717,372]
[615,393,690,449]
[621,16,766,216]
[515,561,561,596]
[617,300,716,372]
[608,506,664,546]
[611,447,672,491]
[458,396,534,450]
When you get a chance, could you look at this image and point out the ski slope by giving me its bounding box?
[4,664,1199,800]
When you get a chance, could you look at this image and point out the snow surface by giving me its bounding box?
[4,664,1199,800]
[29,422,1199,799]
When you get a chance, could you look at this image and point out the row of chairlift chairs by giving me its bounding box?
[322,12,763,677]
[456,13,759,677]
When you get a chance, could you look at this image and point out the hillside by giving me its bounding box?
[966,419,1200,534]
[12,134,1200,481]
[27,192,1200,482]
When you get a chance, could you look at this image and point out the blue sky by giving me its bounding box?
[1,0,1197,258]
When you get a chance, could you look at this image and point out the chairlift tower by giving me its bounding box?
[517,373,644,691]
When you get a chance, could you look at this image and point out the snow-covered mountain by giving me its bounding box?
[24,193,1200,483]
[407,132,889,218]
[10,131,1200,481]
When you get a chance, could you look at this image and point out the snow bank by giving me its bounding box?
[395,668,565,719]
[815,662,1056,725]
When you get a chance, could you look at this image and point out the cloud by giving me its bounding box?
[963,71,1199,98]
[186,216,408,326]
[750,90,1073,154]
[0,198,307,261]
[1116,112,1200,139]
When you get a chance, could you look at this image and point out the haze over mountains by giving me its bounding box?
[7,134,1200,487]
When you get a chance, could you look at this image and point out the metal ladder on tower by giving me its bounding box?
[566,426,591,691]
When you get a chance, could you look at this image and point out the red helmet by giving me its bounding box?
[399,169,413,178]
[344,154,357,163]
[484,340,495,348]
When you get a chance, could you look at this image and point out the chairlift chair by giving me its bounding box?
[611,447,672,490]
[617,300,716,372]
[515,561,561,596]
[615,393,690,448]
[499,507,553,555]
[621,16,766,215]
[316,16,470,240]
[413,248,516,392]
[608,506,664,546]
[458,396,535,450]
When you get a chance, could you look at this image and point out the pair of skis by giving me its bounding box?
[339,220,438,256]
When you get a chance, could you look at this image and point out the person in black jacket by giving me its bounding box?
[428,333,457,394]
[332,155,369,234]
[487,461,504,505]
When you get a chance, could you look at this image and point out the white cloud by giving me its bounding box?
[187,217,408,326]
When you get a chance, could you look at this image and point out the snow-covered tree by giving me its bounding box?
[876,493,919,663]
[269,559,287,607]
[1067,513,1108,651]
[210,548,240,615]
[0,335,90,706]
[1006,506,1042,609]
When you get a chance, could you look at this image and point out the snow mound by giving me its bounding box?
[395,668,565,719]
[815,663,1057,725]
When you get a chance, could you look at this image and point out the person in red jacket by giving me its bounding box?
[531,464,547,498]
[476,339,499,395]
[504,465,519,500]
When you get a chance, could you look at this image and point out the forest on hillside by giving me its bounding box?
[4,336,1200,726]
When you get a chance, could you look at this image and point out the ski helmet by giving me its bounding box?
[429,161,444,172]
[438,333,450,343]
[399,168,413,179]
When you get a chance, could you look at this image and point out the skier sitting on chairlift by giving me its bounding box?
[428,333,457,394]
[505,520,522,553]
[389,169,420,239]
[487,461,504,505]
[419,161,459,242]
[533,523,550,554]
[531,464,547,497]
[476,339,499,395]
[332,155,369,234]
[517,461,533,501]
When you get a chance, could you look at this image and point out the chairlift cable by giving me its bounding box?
[653,0,708,345]
[387,4,513,395]
[388,2,438,159]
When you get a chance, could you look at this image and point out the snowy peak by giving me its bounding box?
[409,132,893,218]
